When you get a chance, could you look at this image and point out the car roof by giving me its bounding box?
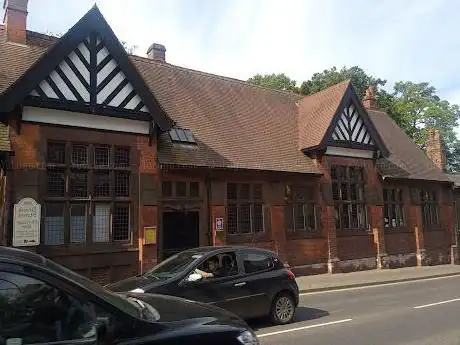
[0,246,48,267]
[181,246,277,256]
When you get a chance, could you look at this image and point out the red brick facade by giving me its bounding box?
[1,2,458,284]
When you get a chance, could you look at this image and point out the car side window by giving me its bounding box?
[241,251,274,274]
[195,252,239,279]
[0,271,98,345]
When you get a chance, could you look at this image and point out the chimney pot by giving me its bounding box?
[147,43,166,62]
[3,0,28,44]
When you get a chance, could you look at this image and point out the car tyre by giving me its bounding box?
[270,292,296,325]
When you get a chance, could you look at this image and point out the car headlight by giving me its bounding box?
[237,330,260,345]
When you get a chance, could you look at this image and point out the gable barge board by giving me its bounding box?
[0,6,172,131]
[320,84,389,158]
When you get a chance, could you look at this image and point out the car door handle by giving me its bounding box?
[234,282,246,287]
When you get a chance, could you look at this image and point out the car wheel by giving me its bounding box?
[270,292,296,325]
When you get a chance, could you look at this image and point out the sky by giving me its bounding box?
[2,0,460,114]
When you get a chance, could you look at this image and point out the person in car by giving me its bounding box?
[194,256,222,279]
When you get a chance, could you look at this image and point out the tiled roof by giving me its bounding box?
[132,56,320,173]
[0,26,55,93]
[0,22,453,181]
[369,109,451,182]
[447,174,460,188]
[297,80,350,150]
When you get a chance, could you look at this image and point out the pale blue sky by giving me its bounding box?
[3,0,460,108]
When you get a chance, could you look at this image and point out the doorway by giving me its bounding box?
[162,211,200,260]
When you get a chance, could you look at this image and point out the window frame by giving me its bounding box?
[226,182,267,237]
[43,141,134,247]
[284,184,320,238]
[383,187,407,232]
[331,165,369,234]
[192,250,241,282]
[420,189,442,230]
[160,180,202,199]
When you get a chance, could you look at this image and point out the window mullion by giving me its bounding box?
[302,203,306,230]
[250,202,253,234]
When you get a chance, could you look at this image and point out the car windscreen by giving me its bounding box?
[44,258,140,318]
[143,251,204,279]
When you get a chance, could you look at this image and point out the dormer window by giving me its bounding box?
[169,128,196,145]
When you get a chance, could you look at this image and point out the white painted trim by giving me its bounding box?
[22,107,150,135]
[325,146,374,159]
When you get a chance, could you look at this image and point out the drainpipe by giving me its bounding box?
[205,175,212,246]
[454,187,459,264]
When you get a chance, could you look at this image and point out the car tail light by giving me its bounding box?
[287,270,296,280]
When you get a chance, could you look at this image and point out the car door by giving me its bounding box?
[176,250,252,318]
[236,249,279,318]
[0,266,101,345]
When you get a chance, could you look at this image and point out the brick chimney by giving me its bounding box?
[426,128,446,171]
[362,85,378,110]
[3,0,28,44]
[147,43,166,62]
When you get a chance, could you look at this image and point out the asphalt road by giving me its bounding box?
[252,275,460,345]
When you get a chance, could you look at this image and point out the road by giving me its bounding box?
[253,275,460,345]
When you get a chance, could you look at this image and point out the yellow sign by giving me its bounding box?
[144,226,157,245]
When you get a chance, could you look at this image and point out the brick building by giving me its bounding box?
[0,2,457,283]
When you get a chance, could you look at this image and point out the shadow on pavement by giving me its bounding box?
[249,306,329,330]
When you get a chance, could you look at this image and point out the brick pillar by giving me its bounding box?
[411,206,427,266]
[441,187,457,264]
[211,205,226,246]
[371,205,388,269]
[324,204,340,273]
[137,136,159,272]
[139,205,158,272]
[408,188,427,266]
[210,181,226,246]
[270,205,286,262]
[318,160,339,273]
[266,182,287,262]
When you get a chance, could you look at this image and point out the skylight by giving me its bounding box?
[169,128,196,144]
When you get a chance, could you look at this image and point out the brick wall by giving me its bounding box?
[8,122,159,281]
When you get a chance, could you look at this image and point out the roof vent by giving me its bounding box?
[147,43,166,63]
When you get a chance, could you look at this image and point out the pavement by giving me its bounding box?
[295,264,460,293]
[252,266,460,345]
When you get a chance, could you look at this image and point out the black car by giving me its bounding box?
[0,247,259,345]
[107,246,300,325]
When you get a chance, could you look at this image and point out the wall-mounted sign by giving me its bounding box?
[216,217,224,231]
[13,197,41,247]
[144,226,157,245]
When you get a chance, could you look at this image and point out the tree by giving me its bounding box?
[121,41,137,55]
[390,81,460,171]
[300,66,387,99]
[247,73,300,93]
[247,68,460,172]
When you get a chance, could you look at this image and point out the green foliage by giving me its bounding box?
[247,67,460,172]
[247,73,300,93]
[121,41,138,55]
[300,66,387,99]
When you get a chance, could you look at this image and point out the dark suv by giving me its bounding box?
[0,247,259,345]
[108,246,300,325]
